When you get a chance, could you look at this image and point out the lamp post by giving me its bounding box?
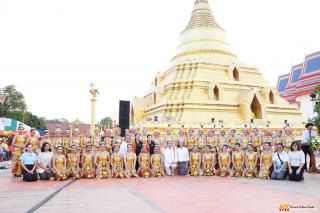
[310,93,316,114]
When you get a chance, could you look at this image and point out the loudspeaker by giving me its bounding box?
[119,100,130,137]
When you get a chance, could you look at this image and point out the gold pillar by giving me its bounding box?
[89,83,99,135]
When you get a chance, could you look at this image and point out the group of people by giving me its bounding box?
[11,122,318,182]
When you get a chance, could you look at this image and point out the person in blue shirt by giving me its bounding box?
[20,143,38,182]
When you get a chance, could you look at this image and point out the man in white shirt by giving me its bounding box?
[164,139,177,176]
[119,135,130,156]
[176,140,189,176]
[301,122,317,170]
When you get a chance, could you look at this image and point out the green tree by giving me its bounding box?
[98,117,113,128]
[23,112,46,130]
[313,85,320,131]
[71,118,83,125]
[0,85,27,117]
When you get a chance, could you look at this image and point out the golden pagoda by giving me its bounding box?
[131,0,304,128]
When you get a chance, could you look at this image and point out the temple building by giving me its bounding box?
[277,51,320,120]
[132,0,304,127]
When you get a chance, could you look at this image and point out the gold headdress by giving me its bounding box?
[55,125,62,134]
[73,126,80,135]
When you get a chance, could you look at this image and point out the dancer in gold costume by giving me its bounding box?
[283,127,294,153]
[228,129,238,151]
[259,142,273,179]
[111,144,125,178]
[217,129,228,152]
[165,126,174,141]
[92,127,101,155]
[40,130,52,149]
[52,126,63,153]
[231,143,244,177]
[273,130,284,148]
[104,129,113,153]
[12,126,26,177]
[241,127,250,153]
[140,128,148,145]
[67,144,80,179]
[63,129,71,156]
[81,143,95,179]
[70,127,80,148]
[138,145,151,178]
[196,128,206,154]
[153,128,162,146]
[26,128,39,152]
[186,128,196,152]
[80,131,91,155]
[94,143,111,179]
[151,146,166,177]
[263,127,273,144]
[206,129,217,154]
[52,146,68,181]
[124,144,139,178]
[189,145,201,176]
[243,144,258,178]
[113,127,122,147]
[202,145,215,176]
[177,127,186,147]
[216,145,231,177]
[251,128,262,154]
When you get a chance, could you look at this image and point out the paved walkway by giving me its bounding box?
[0,168,319,213]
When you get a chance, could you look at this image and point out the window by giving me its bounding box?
[214,86,219,100]
[233,68,239,81]
[269,91,274,104]
[251,95,262,119]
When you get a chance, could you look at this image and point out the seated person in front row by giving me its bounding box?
[94,143,111,179]
[243,144,258,178]
[67,144,81,179]
[288,141,305,182]
[202,145,215,176]
[271,143,288,180]
[259,142,273,179]
[124,144,139,178]
[111,144,125,178]
[20,144,38,182]
[52,146,68,181]
[138,145,151,178]
[215,144,231,177]
[82,144,95,179]
[189,145,202,176]
[151,146,166,177]
[231,143,244,177]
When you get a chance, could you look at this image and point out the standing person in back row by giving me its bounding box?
[301,123,317,171]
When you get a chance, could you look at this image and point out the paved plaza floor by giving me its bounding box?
[0,166,319,213]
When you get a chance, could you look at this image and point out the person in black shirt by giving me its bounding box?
[135,133,143,170]
[147,134,156,155]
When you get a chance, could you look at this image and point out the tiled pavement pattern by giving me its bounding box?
[0,169,319,213]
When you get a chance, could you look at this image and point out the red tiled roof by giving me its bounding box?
[45,122,90,134]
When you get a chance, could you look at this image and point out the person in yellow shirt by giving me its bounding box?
[0,138,9,160]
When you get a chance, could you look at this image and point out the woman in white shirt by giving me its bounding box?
[288,141,305,181]
[176,140,189,176]
[37,142,54,181]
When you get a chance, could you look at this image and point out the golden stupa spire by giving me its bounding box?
[185,0,223,31]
